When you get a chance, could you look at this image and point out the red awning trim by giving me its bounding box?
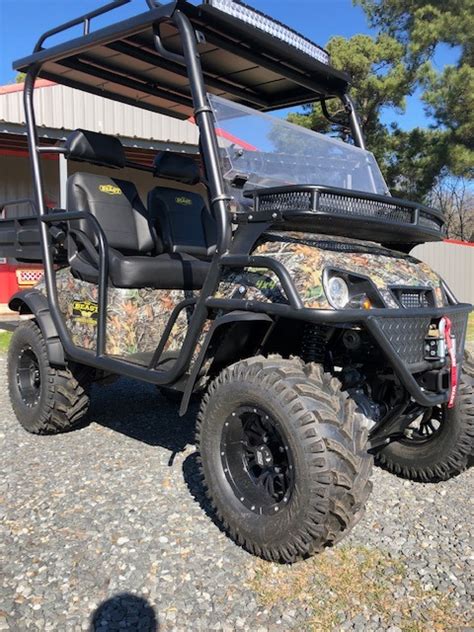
[444,239,474,247]
[0,79,56,95]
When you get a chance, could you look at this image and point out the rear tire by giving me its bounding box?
[375,350,474,482]
[8,320,92,434]
[196,356,373,563]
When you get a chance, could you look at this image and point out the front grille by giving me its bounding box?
[373,312,468,366]
[318,193,413,224]
[392,288,434,309]
[257,190,313,213]
[247,187,444,237]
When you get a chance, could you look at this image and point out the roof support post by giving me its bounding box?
[164,9,232,256]
[342,93,366,150]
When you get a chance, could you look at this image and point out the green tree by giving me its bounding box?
[355,0,474,176]
[284,34,442,198]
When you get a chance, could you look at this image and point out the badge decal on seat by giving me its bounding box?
[99,184,122,195]
[175,196,192,205]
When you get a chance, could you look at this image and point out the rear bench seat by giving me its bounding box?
[64,129,210,290]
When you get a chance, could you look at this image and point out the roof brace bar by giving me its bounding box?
[34,0,131,52]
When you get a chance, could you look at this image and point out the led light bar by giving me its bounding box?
[205,0,331,65]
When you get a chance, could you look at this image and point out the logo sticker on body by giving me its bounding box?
[72,300,99,325]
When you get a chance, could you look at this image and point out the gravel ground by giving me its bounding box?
[1,352,473,631]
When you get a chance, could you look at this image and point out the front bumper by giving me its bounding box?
[207,295,472,406]
[364,305,470,406]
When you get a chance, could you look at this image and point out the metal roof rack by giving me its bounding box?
[13,0,350,120]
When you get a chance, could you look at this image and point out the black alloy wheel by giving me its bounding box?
[196,356,373,562]
[8,319,92,434]
[16,346,42,408]
[375,350,474,482]
[401,406,443,444]
[221,406,295,515]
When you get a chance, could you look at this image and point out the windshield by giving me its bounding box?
[209,95,389,208]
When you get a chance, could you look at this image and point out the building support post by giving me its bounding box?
[58,152,68,209]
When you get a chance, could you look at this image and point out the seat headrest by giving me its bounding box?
[64,129,126,169]
[153,152,200,185]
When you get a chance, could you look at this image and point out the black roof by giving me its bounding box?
[13,0,350,120]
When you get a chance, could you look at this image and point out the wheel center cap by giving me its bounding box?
[255,445,273,468]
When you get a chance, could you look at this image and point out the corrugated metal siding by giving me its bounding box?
[412,242,474,304]
[0,155,59,207]
[0,154,206,216]
[0,83,199,145]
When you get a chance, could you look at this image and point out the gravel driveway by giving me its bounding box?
[1,352,472,631]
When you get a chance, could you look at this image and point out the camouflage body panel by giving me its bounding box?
[37,270,197,361]
[216,232,445,309]
[35,231,446,363]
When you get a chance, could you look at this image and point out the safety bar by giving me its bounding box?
[219,255,304,310]
[37,146,67,155]
[34,0,131,52]
[40,211,109,356]
[148,297,197,369]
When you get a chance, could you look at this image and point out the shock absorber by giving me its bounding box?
[301,323,327,364]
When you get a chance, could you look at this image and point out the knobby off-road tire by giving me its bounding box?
[8,320,92,434]
[196,355,373,563]
[375,350,474,483]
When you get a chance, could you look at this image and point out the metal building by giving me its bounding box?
[0,79,199,207]
[413,240,474,304]
[0,79,200,311]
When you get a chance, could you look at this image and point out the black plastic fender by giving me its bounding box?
[179,311,274,416]
[9,289,66,367]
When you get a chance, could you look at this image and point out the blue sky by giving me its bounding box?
[0,0,459,131]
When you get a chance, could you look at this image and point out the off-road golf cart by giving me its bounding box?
[1,0,473,563]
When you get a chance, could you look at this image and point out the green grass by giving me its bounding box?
[248,546,470,631]
[0,330,12,354]
[467,313,474,344]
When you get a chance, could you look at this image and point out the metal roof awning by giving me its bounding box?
[13,0,350,121]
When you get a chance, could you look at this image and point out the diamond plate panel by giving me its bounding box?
[374,312,469,366]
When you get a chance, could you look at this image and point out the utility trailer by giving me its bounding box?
[1,0,472,563]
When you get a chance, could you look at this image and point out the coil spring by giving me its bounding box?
[301,323,327,364]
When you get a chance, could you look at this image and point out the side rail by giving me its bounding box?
[217,254,304,310]
[40,211,109,356]
[34,0,131,51]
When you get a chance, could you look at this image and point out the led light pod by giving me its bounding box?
[205,0,331,65]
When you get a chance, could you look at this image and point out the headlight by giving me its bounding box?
[326,276,350,309]
[323,269,385,309]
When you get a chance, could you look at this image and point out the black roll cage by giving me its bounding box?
[13,0,471,411]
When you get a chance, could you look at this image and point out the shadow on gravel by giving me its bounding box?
[88,377,220,534]
[182,452,220,526]
[90,593,159,631]
[88,377,198,455]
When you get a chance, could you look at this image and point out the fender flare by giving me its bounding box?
[9,289,66,367]
[179,311,274,415]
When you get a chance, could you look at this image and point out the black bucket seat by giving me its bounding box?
[148,152,217,259]
[64,129,210,289]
